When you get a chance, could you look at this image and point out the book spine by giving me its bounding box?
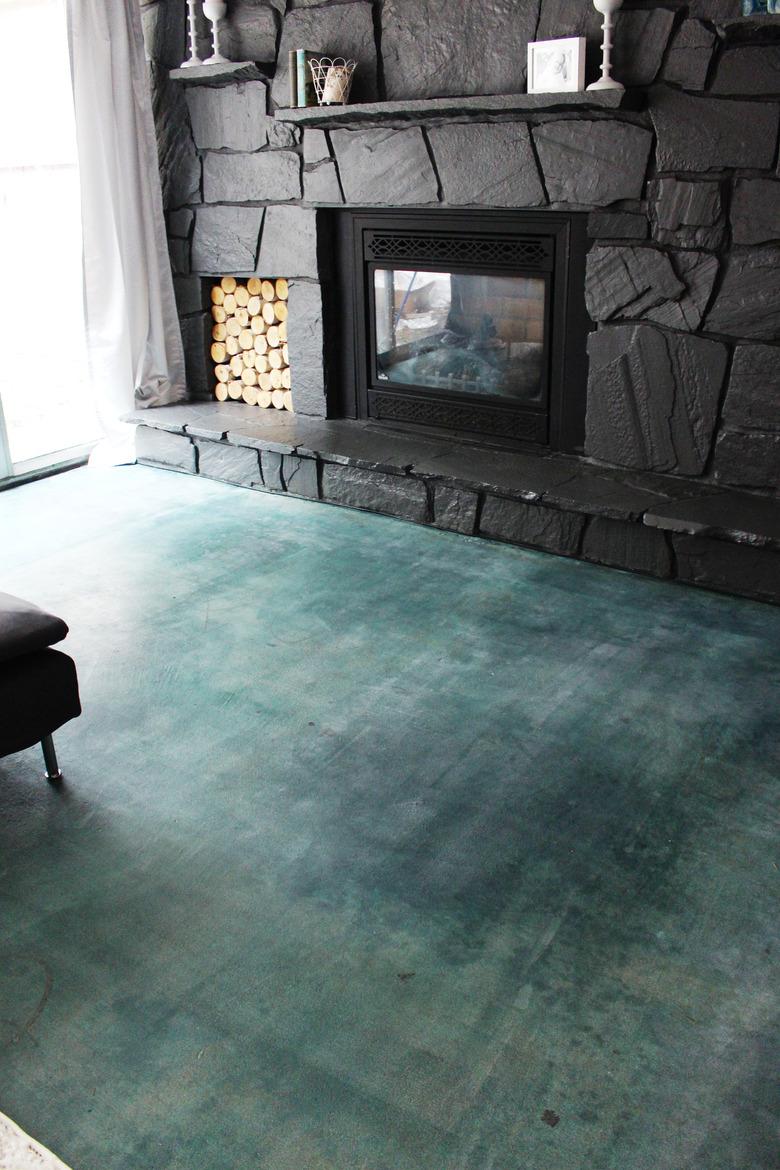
[296,50,308,108]
[288,49,298,108]
[305,53,318,107]
[296,50,317,107]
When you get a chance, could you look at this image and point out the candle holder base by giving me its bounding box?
[586,76,624,91]
[203,53,229,65]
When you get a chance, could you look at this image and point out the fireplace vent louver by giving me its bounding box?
[370,391,548,443]
[366,233,553,271]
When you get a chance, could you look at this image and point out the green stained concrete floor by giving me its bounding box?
[0,465,778,1170]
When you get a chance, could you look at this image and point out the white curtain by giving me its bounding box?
[67,0,186,465]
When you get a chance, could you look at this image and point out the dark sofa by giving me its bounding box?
[0,592,81,780]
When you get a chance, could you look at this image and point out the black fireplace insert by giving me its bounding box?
[329,209,591,453]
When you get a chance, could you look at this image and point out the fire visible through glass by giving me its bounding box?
[373,269,546,403]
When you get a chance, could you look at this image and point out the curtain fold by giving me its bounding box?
[67,0,186,465]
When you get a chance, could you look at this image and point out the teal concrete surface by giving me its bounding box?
[0,466,778,1170]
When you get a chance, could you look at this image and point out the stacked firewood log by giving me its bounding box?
[210,276,292,410]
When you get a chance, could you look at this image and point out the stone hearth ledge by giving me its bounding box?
[129,405,780,606]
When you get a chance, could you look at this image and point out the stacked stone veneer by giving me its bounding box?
[143,0,780,499]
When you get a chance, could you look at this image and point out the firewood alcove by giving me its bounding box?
[210,275,293,411]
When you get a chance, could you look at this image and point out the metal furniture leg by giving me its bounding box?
[41,734,63,782]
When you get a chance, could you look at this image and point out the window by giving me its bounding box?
[0,0,99,480]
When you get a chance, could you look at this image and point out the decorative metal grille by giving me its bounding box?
[366,233,553,271]
[369,392,548,443]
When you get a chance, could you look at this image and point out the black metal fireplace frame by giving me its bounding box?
[327,208,591,454]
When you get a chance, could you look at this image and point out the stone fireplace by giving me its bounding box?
[136,0,780,604]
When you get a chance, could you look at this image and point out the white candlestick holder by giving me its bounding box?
[180,0,202,68]
[203,0,229,66]
[587,0,624,92]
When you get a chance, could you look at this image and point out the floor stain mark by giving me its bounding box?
[1,956,53,1047]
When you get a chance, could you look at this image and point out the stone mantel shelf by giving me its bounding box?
[169,61,269,86]
[274,90,626,126]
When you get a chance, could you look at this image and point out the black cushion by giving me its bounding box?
[0,591,69,663]
[0,648,81,756]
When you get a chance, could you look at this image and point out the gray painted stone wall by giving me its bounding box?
[142,0,780,495]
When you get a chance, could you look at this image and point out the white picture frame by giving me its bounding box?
[527,37,586,94]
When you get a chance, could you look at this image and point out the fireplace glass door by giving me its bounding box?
[334,211,590,453]
[373,269,547,405]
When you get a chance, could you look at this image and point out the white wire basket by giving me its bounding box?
[309,57,357,106]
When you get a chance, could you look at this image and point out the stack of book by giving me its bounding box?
[288,49,318,108]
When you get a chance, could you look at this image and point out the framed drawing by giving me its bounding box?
[527,37,586,94]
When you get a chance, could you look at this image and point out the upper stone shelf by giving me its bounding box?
[274,90,626,126]
[169,61,268,86]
